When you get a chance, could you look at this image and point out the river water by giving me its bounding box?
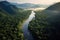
[22,11,35,40]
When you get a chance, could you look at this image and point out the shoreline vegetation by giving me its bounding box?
[0,1,31,40]
[0,1,60,40]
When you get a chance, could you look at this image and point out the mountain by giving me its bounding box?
[41,2,60,40]
[28,2,60,40]
[44,2,60,25]
[46,2,60,11]
[42,2,60,15]
[0,1,18,15]
[0,1,21,40]
[0,1,31,40]
[12,3,49,9]
[41,2,60,23]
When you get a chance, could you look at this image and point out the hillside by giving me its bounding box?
[0,1,31,40]
[12,3,49,9]
[46,2,60,11]
[0,1,18,15]
[28,2,60,40]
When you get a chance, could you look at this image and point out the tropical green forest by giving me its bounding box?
[0,1,60,40]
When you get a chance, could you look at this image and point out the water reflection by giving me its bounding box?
[22,11,35,40]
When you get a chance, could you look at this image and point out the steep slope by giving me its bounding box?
[28,2,60,40]
[0,1,31,40]
[0,1,18,15]
[46,2,60,11]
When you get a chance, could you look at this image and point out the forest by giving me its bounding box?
[0,7,31,40]
[28,2,60,40]
[0,1,60,40]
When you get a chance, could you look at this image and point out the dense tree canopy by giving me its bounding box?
[0,9,31,40]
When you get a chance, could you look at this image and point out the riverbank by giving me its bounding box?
[22,11,35,40]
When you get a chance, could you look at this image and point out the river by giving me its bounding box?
[22,11,35,40]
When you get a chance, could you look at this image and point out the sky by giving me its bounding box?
[0,0,60,5]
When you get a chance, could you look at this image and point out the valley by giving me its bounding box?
[0,1,60,40]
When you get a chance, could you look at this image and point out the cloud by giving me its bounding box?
[0,0,60,4]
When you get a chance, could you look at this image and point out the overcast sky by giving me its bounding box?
[0,0,60,4]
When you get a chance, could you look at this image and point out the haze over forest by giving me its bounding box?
[0,0,60,40]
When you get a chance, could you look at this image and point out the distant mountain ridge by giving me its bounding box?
[12,3,49,9]
[46,2,60,11]
[0,1,18,15]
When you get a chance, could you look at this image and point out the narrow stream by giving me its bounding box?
[22,11,35,40]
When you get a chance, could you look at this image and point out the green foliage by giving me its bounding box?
[28,11,48,40]
[0,9,31,40]
[28,9,60,40]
